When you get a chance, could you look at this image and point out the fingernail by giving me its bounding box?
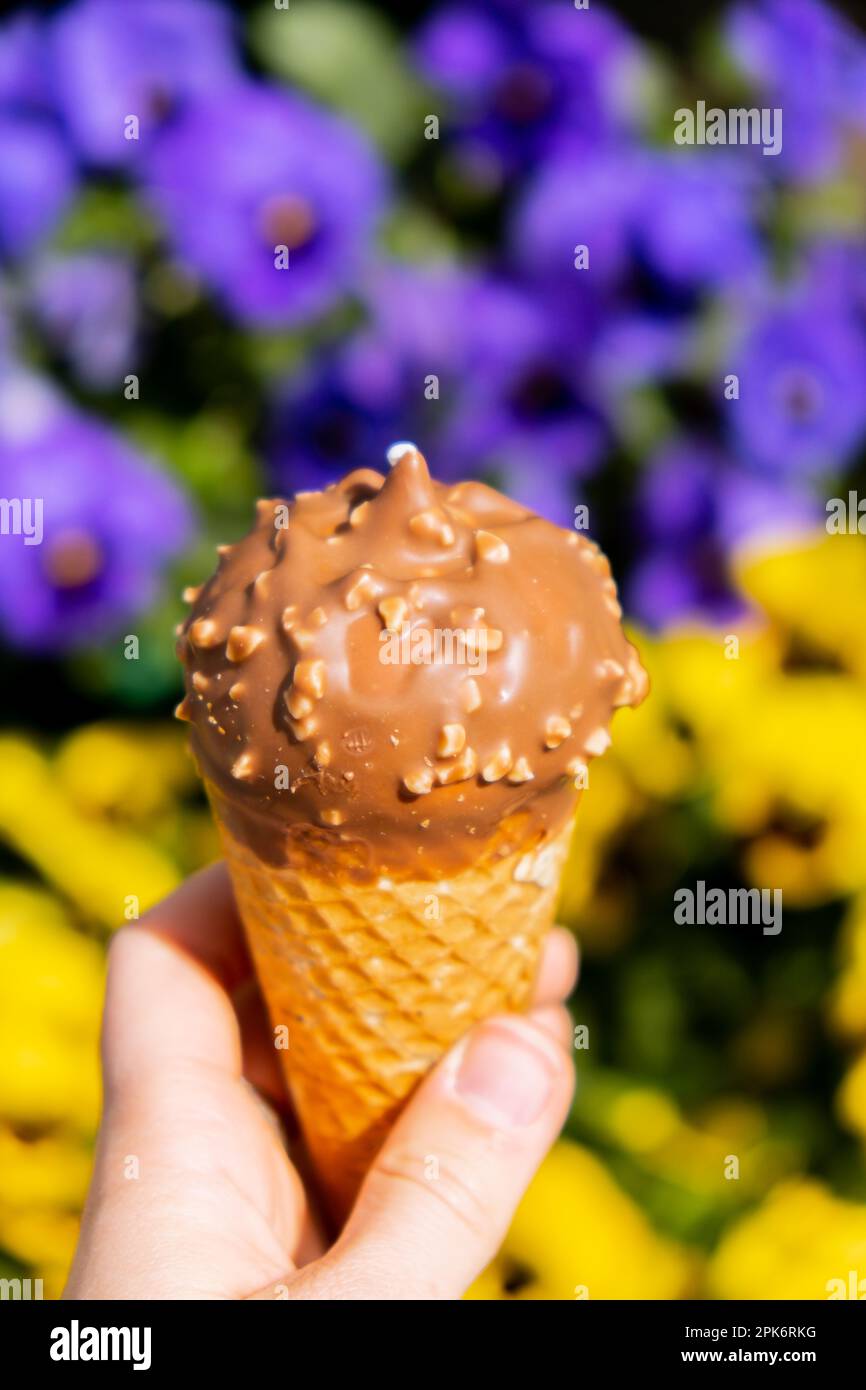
[453,1021,558,1127]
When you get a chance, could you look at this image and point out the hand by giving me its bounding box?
[65,863,577,1301]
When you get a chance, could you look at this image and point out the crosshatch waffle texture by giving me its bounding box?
[216,807,575,1222]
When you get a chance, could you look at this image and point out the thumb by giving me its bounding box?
[290,1007,574,1300]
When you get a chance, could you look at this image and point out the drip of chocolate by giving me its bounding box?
[177,446,647,878]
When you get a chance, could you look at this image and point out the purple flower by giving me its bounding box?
[28,252,138,390]
[509,143,641,290]
[269,264,603,521]
[50,0,239,167]
[728,296,866,476]
[362,261,481,374]
[413,2,643,183]
[725,0,866,181]
[269,262,477,493]
[802,237,866,319]
[0,13,50,111]
[634,155,763,292]
[348,267,605,520]
[0,14,76,259]
[436,277,606,523]
[269,337,412,495]
[511,146,763,299]
[0,372,192,651]
[0,283,15,362]
[0,113,76,260]
[627,439,818,627]
[589,311,689,404]
[142,83,388,326]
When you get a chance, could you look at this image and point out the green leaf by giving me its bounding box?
[250,0,427,159]
[52,186,159,254]
[69,600,186,708]
[380,202,460,262]
[126,412,263,522]
[615,386,675,457]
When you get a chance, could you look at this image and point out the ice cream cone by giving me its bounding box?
[213,793,574,1222]
[177,446,647,1227]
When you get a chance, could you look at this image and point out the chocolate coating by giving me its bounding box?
[178,448,647,879]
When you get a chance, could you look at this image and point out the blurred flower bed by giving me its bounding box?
[1,0,866,1299]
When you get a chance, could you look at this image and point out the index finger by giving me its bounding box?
[137,859,251,992]
[102,862,251,1093]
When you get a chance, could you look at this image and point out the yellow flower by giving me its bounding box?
[0,737,180,929]
[0,1201,80,1298]
[55,722,196,823]
[0,1127,92,1209]
[658,624,780,759]
[556,757,642,947]
[0,883,102,1131]
[467,1140,697,1300]
[708,1179,866,1299]
[653,626,866,904]
[557,631,696,947]
[581,1075,792,1199]
[736,533,866,684]
[836,1051,866,1144]
[0,1127,93,1298]
[561,538,866,919]
[175,808,221,873]
[732,676,866,903]
[828,895,866,1042]
[607,1088,681,1153]
[612,628,696,801]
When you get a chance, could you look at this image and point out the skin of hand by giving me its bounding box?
[64,863,578,1301]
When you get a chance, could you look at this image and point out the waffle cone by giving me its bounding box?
[213,800,574,1223]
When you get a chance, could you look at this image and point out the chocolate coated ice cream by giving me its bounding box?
[177,446,646,879]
